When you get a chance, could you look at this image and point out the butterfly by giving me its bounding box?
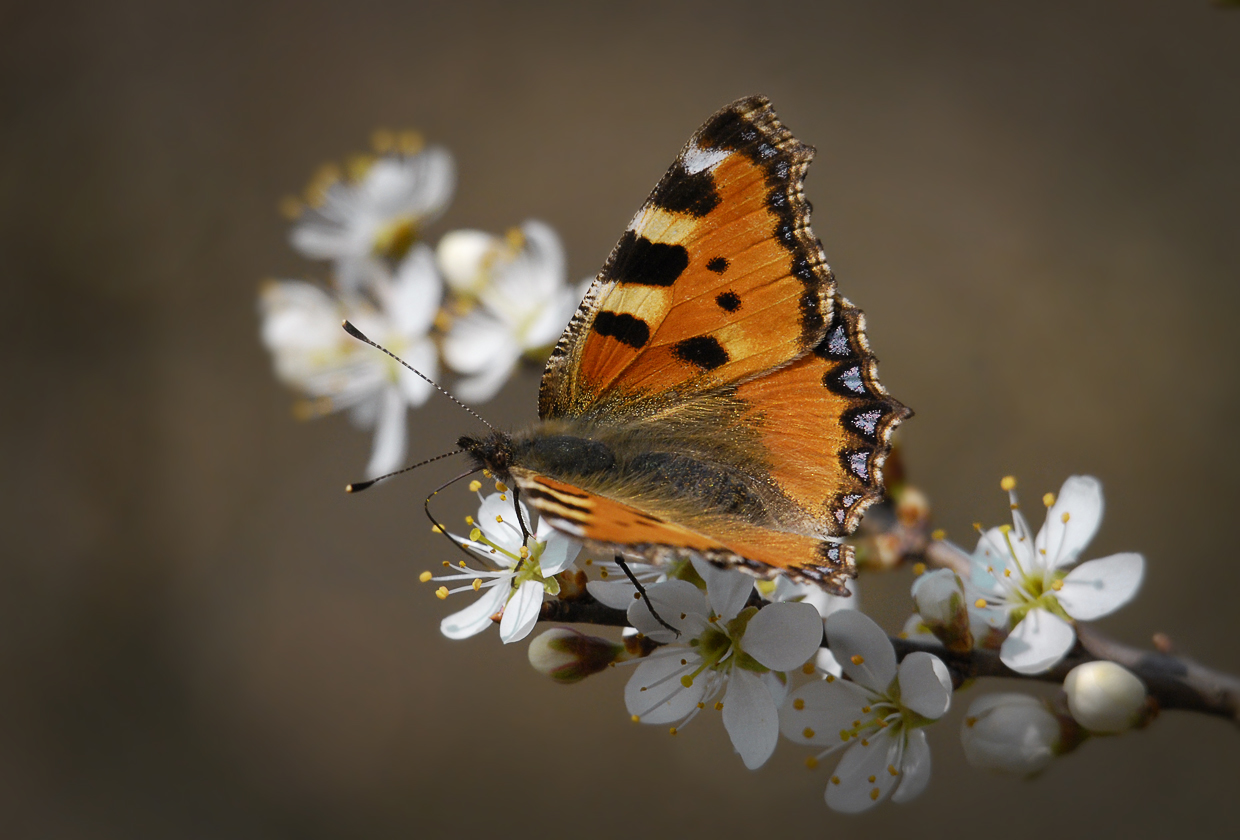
[458,95,909,594]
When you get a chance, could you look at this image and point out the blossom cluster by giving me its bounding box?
[257,134,1168,815]
[259,133,584,478]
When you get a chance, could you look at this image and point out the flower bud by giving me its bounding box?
[961,693,1063,776]
[527,627,625,684]
[912,569,973,652]
[1063,661,1148,733]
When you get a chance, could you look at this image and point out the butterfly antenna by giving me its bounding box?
[346,449,465,494]
[425,467,487,564]
[341,320,495,431]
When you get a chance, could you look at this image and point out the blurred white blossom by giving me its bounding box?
[260,245,442,477]
[290,138,455,291]
[968,476,1145,674]
[781,611,951,812]
[625,558,823,770]
[440,220,585,403]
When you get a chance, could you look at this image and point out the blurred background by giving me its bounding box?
[2,1,1238,837]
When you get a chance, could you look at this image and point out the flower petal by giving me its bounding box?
[586,579,640,610]
[395,338,438,406]
[1056,552,1144,621]
[779,679,866,747]
[826,730,901,813]
[896,653,953,720]
[498,579,544,643]
[474,492,530,555]
[537,529,581,576]
[388,245,442,337]
[365,387,407,478]
[1036,475,1104,569]
[624,648,706,723]
[721,668,779,769]
[690,556,753,622]
[1000,607,1076,674]
[439,583,508,640]
[742,602,824,671]
[890,729,932,803]
[825,611,897,692]
[627,579,708,643]
[453,356,519,404]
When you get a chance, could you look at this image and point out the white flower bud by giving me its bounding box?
[912,568,973,651]
[1063,661,1147,733]
[961,693,1062,776]
[527,627,625,684]
[436,229,499,294]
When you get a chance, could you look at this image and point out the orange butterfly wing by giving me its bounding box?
[516,473,856,594]
[540,95,834,419]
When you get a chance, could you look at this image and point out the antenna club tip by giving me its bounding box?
[342,320,367,341]
[346,479,376,493]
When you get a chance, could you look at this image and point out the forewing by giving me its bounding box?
[539,95,834,419]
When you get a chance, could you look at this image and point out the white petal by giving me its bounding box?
[586,579,641,610]
[1036,475,1104,569]
[624,648,706,723]
[627,579,708,643]
[825,611,897,692]
[1000,608,1076,674]
[721,669,779,769]
[395,339,438,406]
[826,730,901,813]
[439,583,508,639]
[453,358,518,405]
[897,653,952,720]
[890,729,932,803]
[779,679,867,747]
[442,310,514,373]
[474,492,530,556]
[388,244,443,337]
[742,602,824,671]
[1057,553,1144,620]
[365,388,407,478]
[690,556,753,622]
[436,229,498,293]
[498,579,544,643]
[538,530,581,576]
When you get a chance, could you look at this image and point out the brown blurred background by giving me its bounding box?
[2,1,1238,837]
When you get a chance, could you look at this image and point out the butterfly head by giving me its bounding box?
[458,430,518,480]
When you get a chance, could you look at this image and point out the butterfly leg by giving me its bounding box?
[509,485,533,546]
[614,555,679,637]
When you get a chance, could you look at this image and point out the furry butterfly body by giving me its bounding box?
[460,96,909,594]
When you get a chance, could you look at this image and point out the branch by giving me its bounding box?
[539,597,1240,726]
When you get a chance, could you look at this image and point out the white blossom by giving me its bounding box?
[430,490,580,644]
[781,611,952,812]
[259,245,442,477]
[625,558,823,770]
[439,221,585,403]
[968,476,1145,674]
[291,140,455,291]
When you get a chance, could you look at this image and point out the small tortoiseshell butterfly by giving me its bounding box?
[461,95,909,594]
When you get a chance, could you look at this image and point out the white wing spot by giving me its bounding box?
[683,144,729,175]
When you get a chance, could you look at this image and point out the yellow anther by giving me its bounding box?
[465,516,475,525]
[668,727,678,736]
[468,480,482,492]
[888,764,899,776]
[418,571,432,583]
[398,130,424,155]
[839,730,850,741]
[431,524,444,534]
[999,524,1012,534]
[458,560,467,568]
[1061,512,1071,523]
[831,775,841,785]
[1001,476,1017,491]
[1003,569,1012,577]
[1043,492,1056,507]
[482,469,492,478]
[472,579,482,591]
[801,662,815,675]
[806,757,819,769]
[965,716,977,728]
[278,195,303,220]
[973,522,983,532]
[519,546,529,559]
[868,775,876,783]
[803,727,816,739]
[680,659,688,666]
[600,569,609,579]
[499,495,507,502]
[975,598,988,608]
[861,738,869,746]
[853,720,861,728]
[697,702,705,709]
[862,706,871,714]
[931,528,946,541]
[680,613,688,620]
[631,714,640,723]
[850,655,865,666]
[435,586,449,600]
[825,674,836,683]
[793,698,806,711]
[495,481,509,493]
[714,701,723,711]
[912,563,926,576]
[680,675,695,688]
[495,515,504,523]
[469,528,482,542]
[441,561,450,568]
[870,788,881,801]
[1051,579,1064,591]
[898,631,909,639]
